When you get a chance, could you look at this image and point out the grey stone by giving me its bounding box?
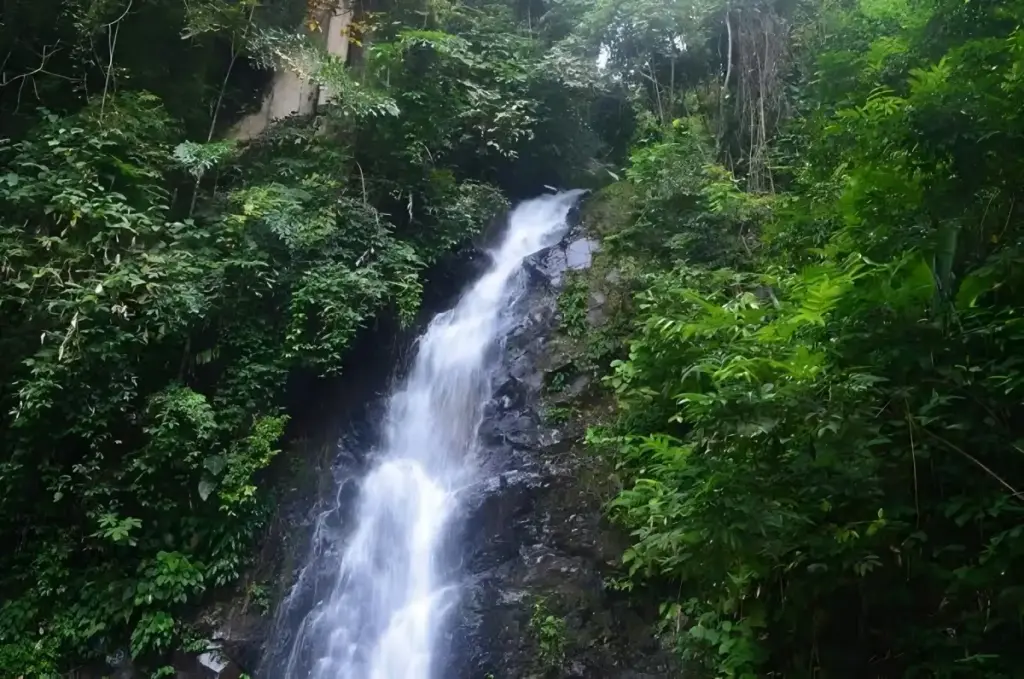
[566,237,600,270]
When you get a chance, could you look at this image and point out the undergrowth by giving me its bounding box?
[577,1,1024,677]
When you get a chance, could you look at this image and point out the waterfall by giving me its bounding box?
[269,190,585,679]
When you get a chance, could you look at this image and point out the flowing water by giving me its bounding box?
[273,190,585,679]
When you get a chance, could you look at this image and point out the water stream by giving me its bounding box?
[271,191,584,679]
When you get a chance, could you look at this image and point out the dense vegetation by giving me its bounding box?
[0,0,621,674]
[6,0,1024,675]
[581,0,1024,677]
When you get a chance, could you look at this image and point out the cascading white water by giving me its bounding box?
[279,190,584,679]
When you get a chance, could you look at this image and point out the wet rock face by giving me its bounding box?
[446,230,675,679]
[174,209,672,679]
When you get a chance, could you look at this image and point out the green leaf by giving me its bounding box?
[955,270,998,309]
[203,454,228,476]
[198,478,217,502]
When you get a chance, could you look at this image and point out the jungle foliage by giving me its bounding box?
[8,0,1024,674]
[587,0,1024,677]
[0,0,621,674]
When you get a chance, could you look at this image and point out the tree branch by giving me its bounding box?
[920,426,1024,501]
[1,42,74,88]
[100,0,135,120]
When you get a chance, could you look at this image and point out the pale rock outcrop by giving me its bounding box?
[230,0,351,140]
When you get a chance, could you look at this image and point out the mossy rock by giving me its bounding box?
[581,182,636,238]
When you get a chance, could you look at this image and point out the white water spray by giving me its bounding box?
[278,190,584,679]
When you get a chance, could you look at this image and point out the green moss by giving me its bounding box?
[580,182,636,238]
[545,405,572,424]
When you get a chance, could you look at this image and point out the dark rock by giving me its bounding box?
[215,611,268,673]
[587,290,609,327]
[529,241,571,286]
[235,213,673,679]
[550,374,592,405]
[448,228,677,679]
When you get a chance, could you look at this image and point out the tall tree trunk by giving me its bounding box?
[720,6,734,153]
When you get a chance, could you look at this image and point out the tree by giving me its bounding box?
[582,0,1024,676]
[0,0,612,673]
